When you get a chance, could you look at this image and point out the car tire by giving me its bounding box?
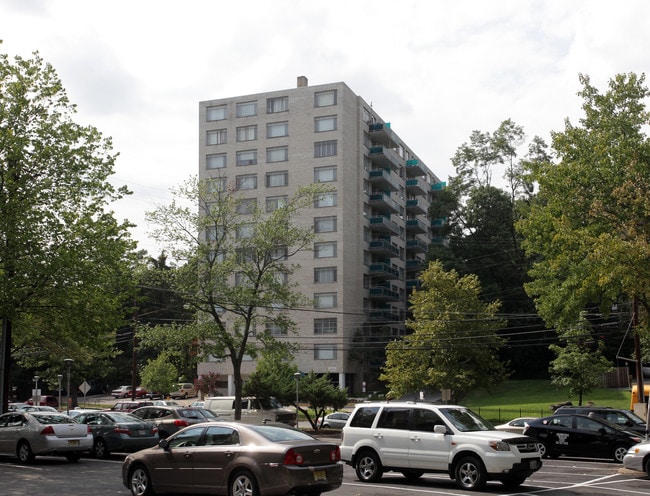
[17,441,35,464]
[229,469,259,496]
[354,450,383,482]
[65,453,81,462]
[93,438,110,459]
[537,441,551,458]
[401,470,424,479]
[454,455,487,490]
[612,444,628,463]
[129,465,153,496]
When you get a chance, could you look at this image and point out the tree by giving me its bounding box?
[243,346,298,407]
[380,261,509,402]
[296,372,348,430]
[140,354,178,397]
[146,177,330,420]
[0,50,135,411]
[517,73,650,342]
[549,317,613,405]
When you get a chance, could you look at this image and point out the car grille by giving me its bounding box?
[508,436,539,453]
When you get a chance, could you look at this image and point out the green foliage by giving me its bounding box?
[381,261,509,402]
[297,372,348,430]
[243,348,298,406]
[140,354,178,396]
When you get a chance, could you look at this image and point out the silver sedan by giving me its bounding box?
[623,440,650,476]
[0,411,93,463]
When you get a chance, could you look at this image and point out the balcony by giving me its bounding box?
[369,285,399,301]
[368,238,400,258]
[368,168,400,191]
[405,238,428,253]
[406,279,422,291]
[367,306,400,322]
[368,145,403,170]
[405,198,427,215]
[405,258,424,272]
[368,122,396,147]
[369,192,400,214]
[405,158,427,177]
[405,176,429,196]
[405,217,428,234]
[369,262,399,280]
[369,215,400,235]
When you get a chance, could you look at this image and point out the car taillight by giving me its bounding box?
[40,426,56,436]
[152,427,158,434]
[330,446,340,462]
[87,425,92,434]
[114,427,132,435]
[174,420,190,427]
[283,448,304,465]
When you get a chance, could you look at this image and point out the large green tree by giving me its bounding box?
[380,261,509,402]
[146,177,330,420]
[0,51,135,411]
[517,73,650,349]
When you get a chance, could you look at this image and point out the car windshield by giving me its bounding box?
[107,412,143,422]
[249,425,314,442]
[33,414,75,424]
[179,408,210,420]
[259,397,283,409]
[440,408,495,432]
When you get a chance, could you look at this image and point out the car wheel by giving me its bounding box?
[354,450,383,482]
[401,470,424,479]
[183,393,188,399]
[321,423,329,429]
[612,444,628,463]
[17,441,35,464]
[65,453,81,462]
[454,455,486,490]
[229,469,259,496]
[129,465,153,496]
[537,441,550,458]
[501,474,526,488]
[93,438,109,459]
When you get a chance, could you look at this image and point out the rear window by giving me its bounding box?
[249,425,313,442]
[349,406,379,428]
[34,414,75,424]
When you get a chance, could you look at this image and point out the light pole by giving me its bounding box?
[293,372,301,406]
[33,375,40,405]
[57,374,63,412]
[64,359,74,414]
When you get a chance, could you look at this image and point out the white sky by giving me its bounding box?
[2,0,649,254]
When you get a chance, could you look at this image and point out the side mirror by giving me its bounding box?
[159,438,169,450]
[434,424,448,434]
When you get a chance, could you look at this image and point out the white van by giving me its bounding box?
[204,396,296,426]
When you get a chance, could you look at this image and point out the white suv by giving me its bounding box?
[340,402,541,490]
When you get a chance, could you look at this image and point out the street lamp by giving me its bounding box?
[33,375,40,406]
[64,358,74,414]
[293,372,301,406]
[57,374,63,412]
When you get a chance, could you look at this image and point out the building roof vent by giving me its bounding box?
[297,76,308,88]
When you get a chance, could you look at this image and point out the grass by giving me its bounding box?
[461,379,632,423]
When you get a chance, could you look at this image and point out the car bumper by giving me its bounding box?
[483,453,542,477]
[34,436,94,455]
[109,435,159,453]
[259,462,343,495]
[623,452,645,472]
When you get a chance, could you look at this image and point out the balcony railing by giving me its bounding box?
[368,168,400,191]
[369,238,400,257]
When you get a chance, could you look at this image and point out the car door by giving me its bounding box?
[372,406,411,468]
[408,408,449,471]
[571,416,615,459]
[150,426,205,492]
[191,425,241,491]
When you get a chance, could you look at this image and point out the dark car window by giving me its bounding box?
[576,416,604,432]
[350,407,379,428]
[548,416,572,428]
[168,426,205,448]
[377,407,410,430]
[205,426,239,446]
[249,425,314,442]
[412,408,444,432]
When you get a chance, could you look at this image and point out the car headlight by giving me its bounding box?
[489,440,511,451]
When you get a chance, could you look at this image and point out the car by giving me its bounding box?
[169,383,197,399]
[122,421,343,496]
[204,396,296,425]
[623,440,650,476]
[112,386,133,398]
[24,395,59,408]
[67,408,102,419]
[340,401,541,490]
[495,417,537,434]
[73,411,159,458]
[553,405,647,434]
[523,414,642,462]
[320,411,350,429]
[152,400,180,406]
[0,410,93,463]
[109,401,154,413]
[189,401,204,408]
[16,405,58,412]
[8,402,29,411]
[130,406,220,439]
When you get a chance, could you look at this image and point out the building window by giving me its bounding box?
[267,96,288,113]
[236,125,257,142]
[236,223,254,239]
[206,153,227,169]
[207,129,227,145]
[266,171,288,187]
[314,216,337,232]
[315,140,337,158]
[314,344,337,360]
[267,146,288,163]
[314,267,337,283]
[314,165,336,182]
[273,271,288,285]
[236,150,257,166]
[315,90,337,107]
[266,195,287,212]
[315,241,337,258]
[270,246,288,260]
[315,192,337,208]
[266,323,287,336]
[236,198,257,215]
[206,105,227,121]
[267,121,288,138]
[315,115,337,132]
[207,177,227,193]
[314,318,337,334]
[236,101,257,117]
[314,292,337,308]
[235,272,253,287]
[236,174,257,190]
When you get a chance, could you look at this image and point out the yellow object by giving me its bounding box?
[630,384,650,409]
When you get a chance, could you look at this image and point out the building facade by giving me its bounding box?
[197,77,443,395]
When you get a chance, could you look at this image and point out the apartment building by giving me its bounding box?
[196,77,443,395]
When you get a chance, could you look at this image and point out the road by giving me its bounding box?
[0,454,648,496]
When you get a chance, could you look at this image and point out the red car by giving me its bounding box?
[24,395,59,408]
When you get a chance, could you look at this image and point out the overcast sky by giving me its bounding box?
[2,0,649,254]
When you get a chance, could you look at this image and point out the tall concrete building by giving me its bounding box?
[197,77,444,396]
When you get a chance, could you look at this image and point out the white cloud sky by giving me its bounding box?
[2,0,649,253]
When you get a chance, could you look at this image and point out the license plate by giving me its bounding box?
[313,470,327,481]
[67,440,80,447]
[138,430,146,436]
